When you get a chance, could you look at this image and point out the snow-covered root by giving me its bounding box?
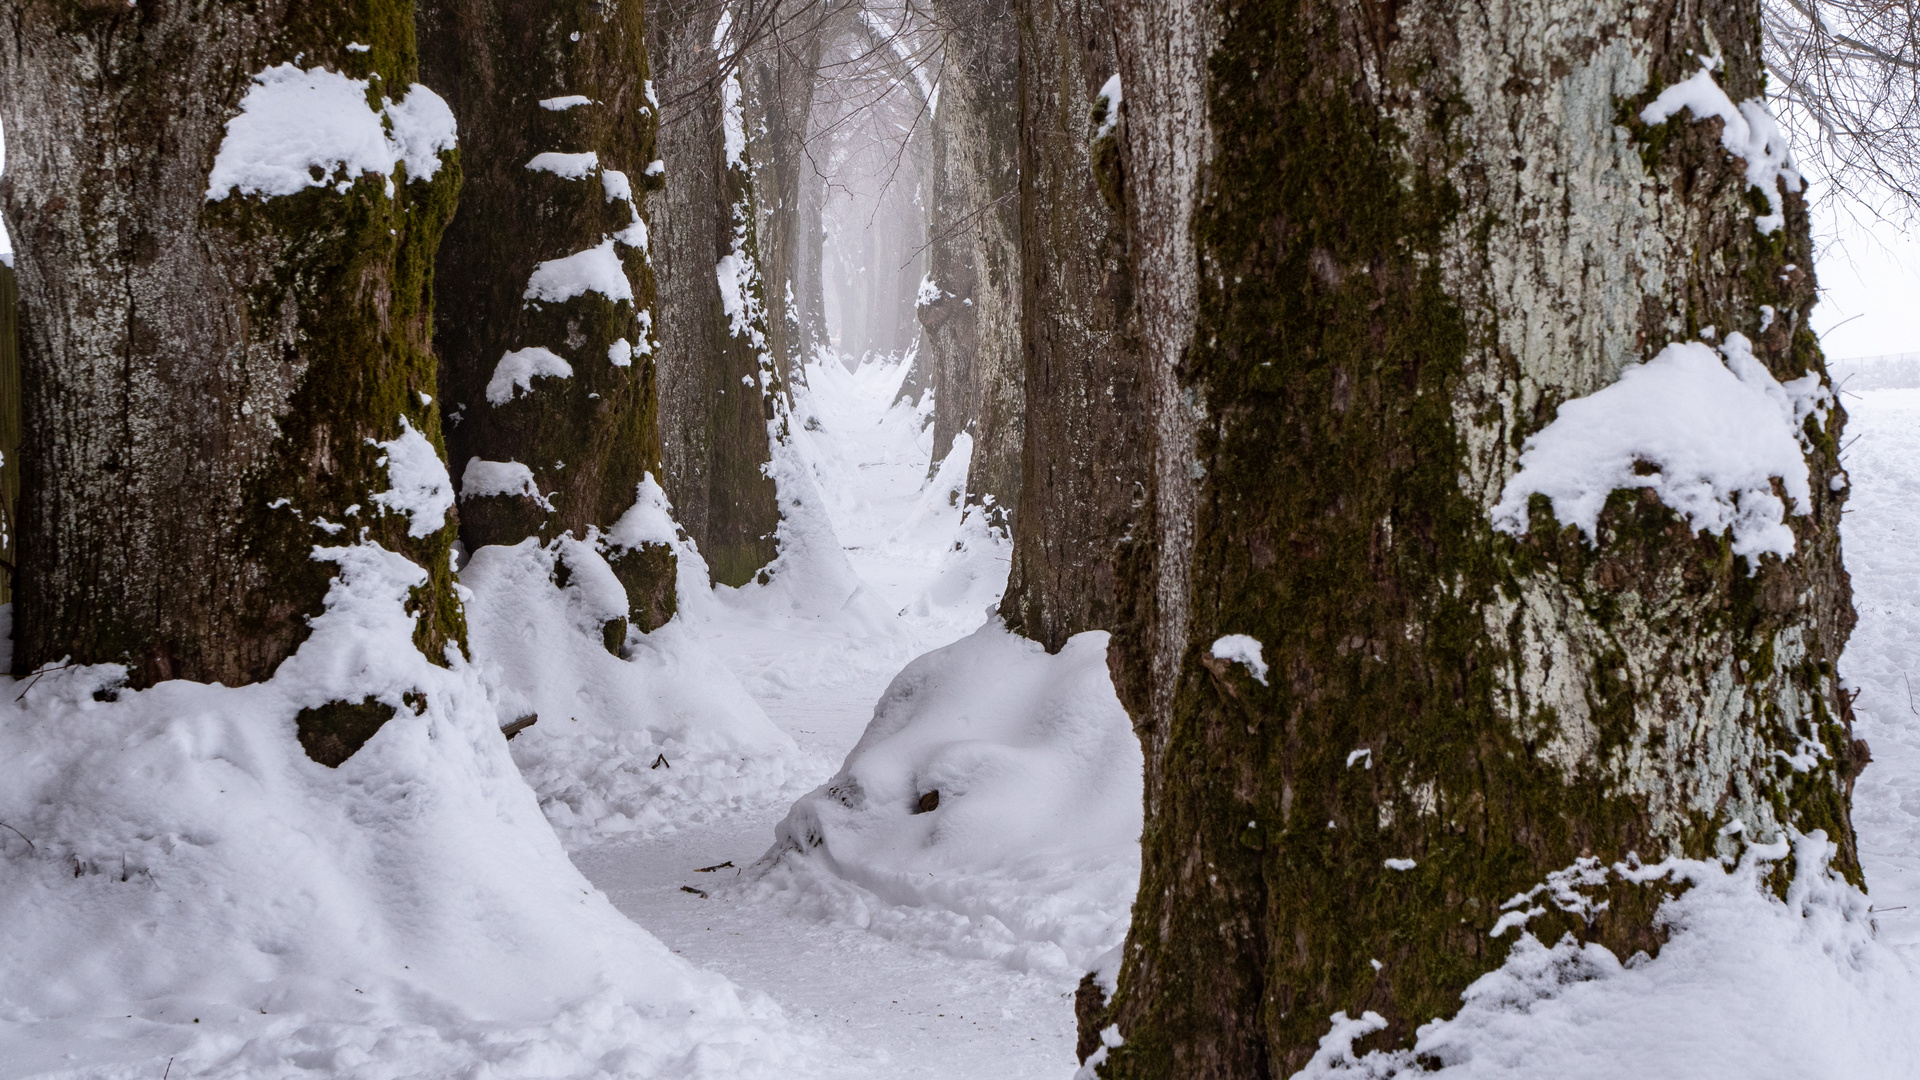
[1293,832,1920,1080]
[740,622,1141,985]
[0,546,811,1078]
[463,532,813,849]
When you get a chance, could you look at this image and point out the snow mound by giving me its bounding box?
[1491,332,1829,566]
[207,64,454,200]
[0,546,808,1078]
[464,528,813,849]
[743,622,1142,984]
[1293,833,1920,1080]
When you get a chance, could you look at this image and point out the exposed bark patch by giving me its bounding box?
[297,697,399,768]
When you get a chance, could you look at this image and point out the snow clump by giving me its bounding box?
[460,457,549,508]
[370,416,454,538]
[486,345,574,404]
[1490,332,1829,567]
[1638,57,1802,235]
[1211,633,1269,685]
[524,239,634,304]
[525,150,599,178]
[1093,74,1122,139]
[207,64,455,200]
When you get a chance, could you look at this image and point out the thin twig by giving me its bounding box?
[0,820,32,853]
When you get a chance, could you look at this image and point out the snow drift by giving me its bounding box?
[744,621,1142,983]
[0,545,807,1079]
[464,481,813,848]
[1293,834,1920,1080]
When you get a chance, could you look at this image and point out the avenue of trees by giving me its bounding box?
[0,0,1896,1071]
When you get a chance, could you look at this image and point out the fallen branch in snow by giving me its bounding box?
[500,714,537,741]
[0,819,33,853]
[695,861,735,873]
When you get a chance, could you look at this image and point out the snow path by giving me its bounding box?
[575,356,1079,1079]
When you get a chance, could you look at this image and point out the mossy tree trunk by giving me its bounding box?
[0,0,461,688]
[416,0,676,631]
[648,0,782,587]
[1000,0,1145,651]
[1093,0,1861,1074]
[918,0,1022,519]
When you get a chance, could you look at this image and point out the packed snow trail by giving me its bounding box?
[575,354,1083,1079]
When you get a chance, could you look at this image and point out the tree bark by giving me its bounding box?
[0,263,17,609]
[743,0,830,388]
[794,136,829,363]
[648,0,782,586]
[417,0,674,630]
[1000,0,1146,651]
[919,0,1022,519]
[1096,0,1860,1074]
[0,1,462,688]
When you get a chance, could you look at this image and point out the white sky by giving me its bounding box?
[1811,195,1920,360]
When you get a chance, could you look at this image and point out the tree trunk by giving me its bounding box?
[0,263,17,609]
[795,139,829,363]
[743,0,828,388]
[919,0,1022,519]
[648,0,782,586]
[416,0,673,628]
[1001,0,1145,651]
[0,2,462,688]
[1095,0,1860,1074]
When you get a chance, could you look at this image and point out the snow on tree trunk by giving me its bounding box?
[0,4,463,692]
[1000,0,1147,652]
[919,0,1022,520]
[647,0,781,587]
[417,0,675,633]
[1093,0,1862,1074]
